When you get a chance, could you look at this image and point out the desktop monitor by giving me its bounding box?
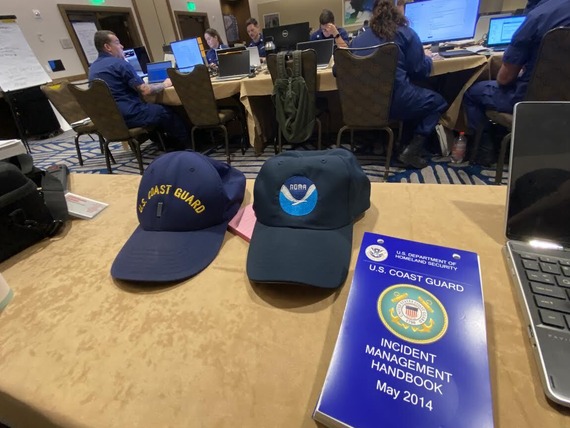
[263,22,310,52]
[405,0,481,44]
[170,37,204,72]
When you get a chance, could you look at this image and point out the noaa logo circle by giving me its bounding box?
[377,284,448,344]
[279,176,318,216]
[365,245,388,262]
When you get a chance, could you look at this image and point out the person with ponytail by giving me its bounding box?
[349,0,447,169]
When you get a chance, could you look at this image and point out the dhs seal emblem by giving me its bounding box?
[377,284,448,344]
[365,245,388,262]
[279,176,318,216]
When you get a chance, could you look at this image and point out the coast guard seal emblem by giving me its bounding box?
[279,176,318,216]
[377,284,448,344]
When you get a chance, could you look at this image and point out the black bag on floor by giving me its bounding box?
[0,158,67,263]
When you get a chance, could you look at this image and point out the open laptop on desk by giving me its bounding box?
[485,15,526,51]
[247,46,261,68]
[503,101,570,407]
[214,50,250,81]
[297,39,334,69]
[146,61,171,84]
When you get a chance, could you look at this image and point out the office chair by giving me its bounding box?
[167,65,245,164]
[267,49,326,153]
[69,79,163,174]
[476,26,570,184]
[41,80,111,166]
[333,43,399,181]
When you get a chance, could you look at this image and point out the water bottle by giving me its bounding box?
[451,131,467,163]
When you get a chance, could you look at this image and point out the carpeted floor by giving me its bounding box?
[28,130,507,185]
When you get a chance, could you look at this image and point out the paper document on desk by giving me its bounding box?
[465,45,490,54]
[0,273,13,313]
[65,192,108,219]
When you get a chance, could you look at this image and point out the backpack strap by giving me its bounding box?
[291,50,302,78]
[276,52,288,79]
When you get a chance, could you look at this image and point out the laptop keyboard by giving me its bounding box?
[517,251,570,329]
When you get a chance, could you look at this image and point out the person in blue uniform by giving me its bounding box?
[462,0,570,165]
[348,0,447,169]
[88,31,190,149]
[310,9,350,48]
[246,18,266,59]
[204,28,228,68]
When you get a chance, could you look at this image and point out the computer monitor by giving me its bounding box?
[170,37,204,72]
[263,22,310,52]
[405,0,481,45]
[486,15,526,49]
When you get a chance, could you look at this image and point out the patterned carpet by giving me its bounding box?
[28,130,507,185]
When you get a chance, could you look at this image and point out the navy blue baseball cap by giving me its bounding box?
[111,151,245,282]
[246,149,371,288]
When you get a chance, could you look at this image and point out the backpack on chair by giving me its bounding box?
[271,50,315,144]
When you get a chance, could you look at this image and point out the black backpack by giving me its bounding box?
[271,50,316,143]
[0,157,68,263]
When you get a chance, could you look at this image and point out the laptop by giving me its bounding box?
[146,61,171,84]
[247,46,261,68]
[215,50,251,81]
[124,48,146,77]
[297,39,334,69]
[171,37,204,72]
[486,15,526,51]
[503,101,570,407]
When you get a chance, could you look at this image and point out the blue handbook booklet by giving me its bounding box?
[313,233,493,428]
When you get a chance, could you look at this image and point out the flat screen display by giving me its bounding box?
[170,38,204,72]
[263,22,310,52]
[487,16,526,47]
[405,0,481,44]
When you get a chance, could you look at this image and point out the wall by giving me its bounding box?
[249,0,530,33]
[168,0,226,43]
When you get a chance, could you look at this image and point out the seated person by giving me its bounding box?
[246,18,266,59]
[204,28,228,68]
[311,9,350,48]
[462,0,570,165]
[349,0,447,169]
[88,31,190,149]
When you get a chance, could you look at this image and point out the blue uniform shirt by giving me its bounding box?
[503,0,570,101]
[249,35,266,57]
[88,52,160,128]
[206,44,228,66]
[310,27,350,45]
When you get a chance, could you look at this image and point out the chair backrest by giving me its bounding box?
[41,80,90,125]
[68,79,131,142]
[333,43,398,127]
[167,65,220,126]
[526,27,570,101]
[267,49,318,107]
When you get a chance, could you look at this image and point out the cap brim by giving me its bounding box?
[111,222,228,282]
[246,222,353,288]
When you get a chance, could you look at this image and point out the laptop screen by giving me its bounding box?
[297,39,334,66]
[487,16,526,47]
[506,102,570,246]
[146,61,171,84]
[124,48,145,77]
[217,50,250,77]
[171,38,204,72]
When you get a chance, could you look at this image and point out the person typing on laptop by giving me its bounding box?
[204,28,228,69]
[89,30,191,150]
[246,18,266,61]
[348,0,447,169]
[462,0,570,166]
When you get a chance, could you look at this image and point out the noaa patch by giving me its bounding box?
[279,176,318,216]
[377,284,448,345]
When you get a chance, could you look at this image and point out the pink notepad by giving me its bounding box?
[227,204,256,242]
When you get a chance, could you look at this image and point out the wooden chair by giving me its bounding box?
[167,65,245,164]
[41,80,110,166]
[266,49,326,152]
[333,43,399,181]
[69,79,163,174]
[478,26,570,184]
